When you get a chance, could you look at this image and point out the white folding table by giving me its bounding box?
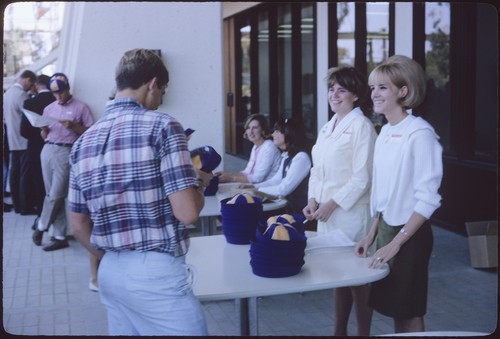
[186,233,389,335]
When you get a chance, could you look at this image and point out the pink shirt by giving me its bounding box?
[43,97,94,144]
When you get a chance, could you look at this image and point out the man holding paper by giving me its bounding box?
[21,74,56,219]
[32,73,94,251]
[3,70,36,214]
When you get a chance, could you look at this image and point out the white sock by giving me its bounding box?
[37,220,45,232]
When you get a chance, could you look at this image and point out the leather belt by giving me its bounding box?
[46,141,73,147]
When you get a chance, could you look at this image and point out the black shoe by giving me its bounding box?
[32,229,44,246]
[3,203,13,212]
[43,239,69,251]
[31,216,40,230]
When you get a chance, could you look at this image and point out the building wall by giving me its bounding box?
[57,2,225,170]
[55,2,417,165]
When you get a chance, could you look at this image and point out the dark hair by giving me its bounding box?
[273,116,304,157]
[326,66,372,117]
[20,70,36,82]
[115,49,169,91]
[36,74,51,87]
[243,113,272,140]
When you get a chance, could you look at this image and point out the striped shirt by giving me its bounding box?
[68,98,197,256]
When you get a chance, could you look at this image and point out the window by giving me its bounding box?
[328,2,391,123]
[301,4,316,143]
[336,2,356,66]
[277,5,293,117]
[366,2,390,73]
[233,3,317,157]
[417,2,497,164]
[3,2,65,77]
[473,4,497,162]
[421,3,452,153]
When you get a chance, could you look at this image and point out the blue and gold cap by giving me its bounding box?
[49,73,70,93]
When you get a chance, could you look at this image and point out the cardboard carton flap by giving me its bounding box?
[465,220,498,237]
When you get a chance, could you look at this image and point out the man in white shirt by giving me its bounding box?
[3,70,36,214]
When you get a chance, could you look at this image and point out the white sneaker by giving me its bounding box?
[89,279,99,292]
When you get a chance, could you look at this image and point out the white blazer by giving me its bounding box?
[308,107,377,241]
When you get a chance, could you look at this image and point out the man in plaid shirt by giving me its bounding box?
[68,49,212,336]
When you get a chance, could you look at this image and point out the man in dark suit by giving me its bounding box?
[21,74,56,224]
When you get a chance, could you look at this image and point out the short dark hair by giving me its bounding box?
[20,70,36,82]
[115,49,169,91]
[36,74,51,87]
[326,66,372,117]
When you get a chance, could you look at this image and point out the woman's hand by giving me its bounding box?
[355,235,373,258]
[312,199,337,222]
[302,198,318,220]
[355,217,378,258]
[369,241,401,269]
[216,171,233,183]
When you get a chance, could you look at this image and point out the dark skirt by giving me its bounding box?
[369,216,433,319]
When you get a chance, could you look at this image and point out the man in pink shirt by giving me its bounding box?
[32,73,94,251]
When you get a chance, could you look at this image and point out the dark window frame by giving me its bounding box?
[232,2,317,157]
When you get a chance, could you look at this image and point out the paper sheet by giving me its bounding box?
[22,109,59,127]
[306,229,356,251]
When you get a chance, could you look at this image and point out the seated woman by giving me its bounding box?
[240,117,311,215]
[217,113,280,184]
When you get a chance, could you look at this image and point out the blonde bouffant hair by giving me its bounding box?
[369,55,427,109]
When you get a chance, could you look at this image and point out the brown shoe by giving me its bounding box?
[43,239,69,251]
[32,229,44,246]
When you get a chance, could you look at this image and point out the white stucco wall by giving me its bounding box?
[57,2,225,170]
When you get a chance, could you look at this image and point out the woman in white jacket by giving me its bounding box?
[303,66,377,336]
[355,55,443,334]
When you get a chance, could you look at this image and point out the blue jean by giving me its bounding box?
[98,250,208,336]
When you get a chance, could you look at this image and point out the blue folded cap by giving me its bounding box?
[221,194,263,244]
[265,213,306,233]
[190,145,222,173]
[250,220,306,277]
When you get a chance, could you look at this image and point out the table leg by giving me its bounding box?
[200,216,217,236]
[235,297,259,336]
[248,297,259,335]
[235,298,249,336]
